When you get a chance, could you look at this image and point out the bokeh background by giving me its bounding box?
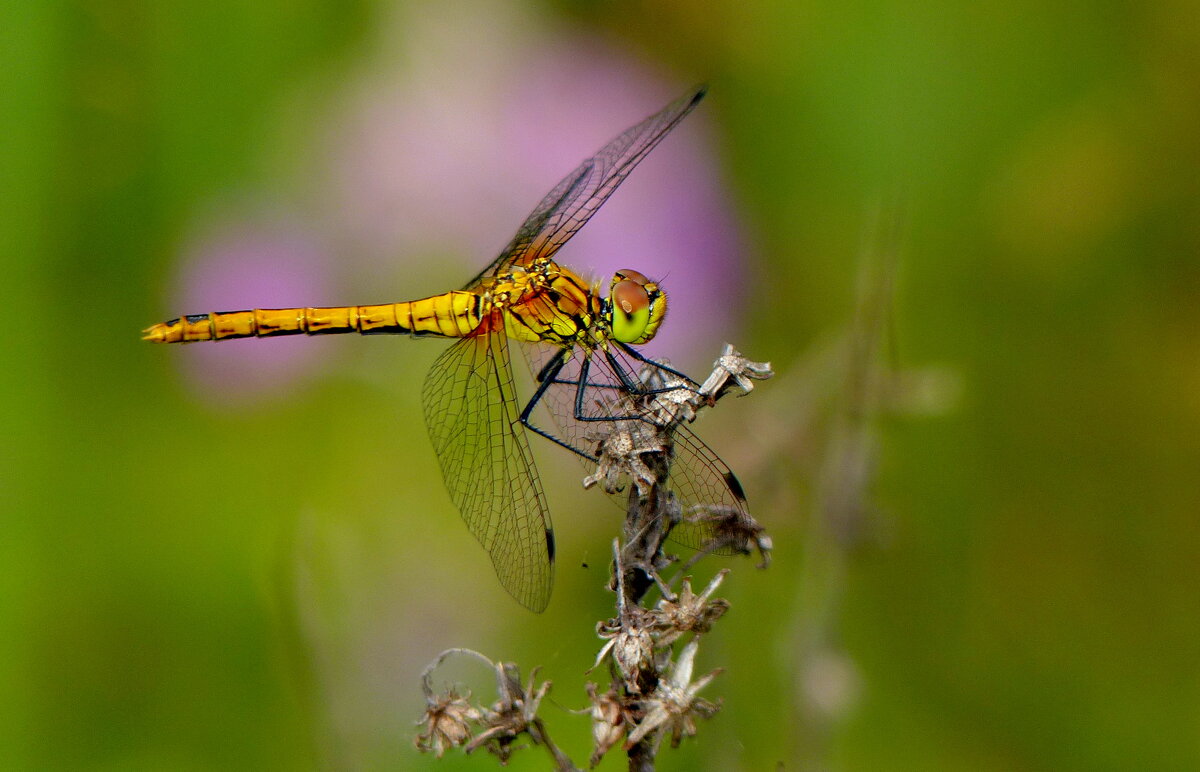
[3,0,1198,769]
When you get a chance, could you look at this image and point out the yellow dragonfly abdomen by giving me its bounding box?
[142,290,484,343]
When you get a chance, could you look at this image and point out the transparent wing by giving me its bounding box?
[422,326,554,611]
[521,341,750,554]
[462,85,707,289]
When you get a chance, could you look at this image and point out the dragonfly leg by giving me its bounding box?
[571,355,633,423]
[544,351,697,428]
[535,349,621,390]
[570,354,666,424]
[615,342,701,391]
[547,377,623,390]
[533,350,565,383]
[603,347,700,398]
[519,350,597,461]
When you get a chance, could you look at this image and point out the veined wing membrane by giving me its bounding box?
[422,326,554,612]
[521,342,750,554]
[462,85,707,289]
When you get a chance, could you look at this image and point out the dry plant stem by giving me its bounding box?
[617,468,671,770]
[627,733,655,772]
[601,346,773,771]
[619,452,674,611]
[416,346,772,771]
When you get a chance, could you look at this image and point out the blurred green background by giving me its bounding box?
[4,0,1199,769]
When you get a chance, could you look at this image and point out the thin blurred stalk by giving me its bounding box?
[791,198,905,769]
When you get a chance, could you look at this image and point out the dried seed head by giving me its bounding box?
[653,573,731,645]
[466,667,552,764]
[625,640,723,749]
[613,627,656,691]
[633,363,699,425]
[414,690,481,758]
[700,345,774,399]
[583,422,667,497]
[586,683,626,767]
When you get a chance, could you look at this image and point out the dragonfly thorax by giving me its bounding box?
[607,269,666,345]
[490,259,605,346]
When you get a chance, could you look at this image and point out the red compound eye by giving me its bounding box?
[612,279,650,316]
[614,269,651,286]
[610,268,665,344]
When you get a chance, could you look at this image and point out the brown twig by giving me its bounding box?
[584,346,772,769]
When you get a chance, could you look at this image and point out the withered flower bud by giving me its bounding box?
[653,571,731,645]
[625,640,723,749]
[613,627,656,691]
[586,683,626,767]
[414,690,481,758]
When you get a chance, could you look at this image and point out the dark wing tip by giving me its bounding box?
[522,529,555,612]
[724,470,747,503]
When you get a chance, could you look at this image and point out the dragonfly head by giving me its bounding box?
[608,269,666,344]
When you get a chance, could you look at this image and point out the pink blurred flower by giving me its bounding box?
[169,3,745,407]
[324,9,744,368]
[170,214,337,405]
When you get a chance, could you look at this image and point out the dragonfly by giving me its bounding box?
[144,85,750,612]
